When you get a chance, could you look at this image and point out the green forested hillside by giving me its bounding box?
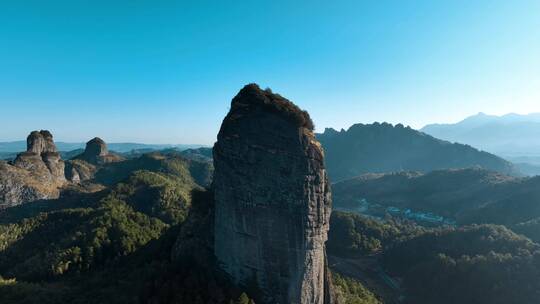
[513,218,540,243]
[333,273,381,304]
[4,149,537,304]
[327,211,425,257]
[333,168,540,234]
[94,152,213,188]
[327,211,540,304]
[0,152,239,304]
[382,225,540,304]
[0,153,373,304]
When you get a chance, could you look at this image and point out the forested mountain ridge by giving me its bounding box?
[333,168,540,243]
[333,168,517,216]
[327,211,540,304]
[382,224,540,304]
[317,123,519,181]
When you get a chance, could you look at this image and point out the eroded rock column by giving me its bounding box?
[213,84,333,304]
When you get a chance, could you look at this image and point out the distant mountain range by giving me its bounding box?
[0,141,206,154]
[421,112,540,158]
[317,122,519,181]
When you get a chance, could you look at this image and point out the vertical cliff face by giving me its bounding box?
[85,137,108,157]
[26,130,57,154]
[213,84,333,304]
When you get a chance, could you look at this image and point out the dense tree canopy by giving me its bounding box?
[382,224,540,304]
[0,152,233,303]
[327,211,425,257]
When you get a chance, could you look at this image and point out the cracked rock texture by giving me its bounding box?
[1,130,66,208]
[13,130,65,182]
[213,84,334,304]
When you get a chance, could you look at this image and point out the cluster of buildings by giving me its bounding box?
[347,198,456,226]
[386,206,456,225]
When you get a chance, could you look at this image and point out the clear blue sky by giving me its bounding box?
[1,0,539,144]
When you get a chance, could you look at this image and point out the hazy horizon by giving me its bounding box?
[1,1,539,144]
[3,110,540,145]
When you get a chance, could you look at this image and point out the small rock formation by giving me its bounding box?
[74,137,124,165]
[85,137,108,157]
[1,130,66,207]
[65,159,97,183]
[66,137,123,182]
[213,84,334,304]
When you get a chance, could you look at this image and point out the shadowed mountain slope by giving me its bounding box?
[317,123,519,181]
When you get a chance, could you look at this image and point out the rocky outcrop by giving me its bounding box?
[26,130,57,154]
[213,84,334,304]
[66,137,123,182]
[0,161,60,208]
[1,130,66,208]
[65,159,98,183]
[13,130,65,182]
[74,137,124,165]
[86,137,108,157]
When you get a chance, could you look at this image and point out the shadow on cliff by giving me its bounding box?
[139,188,261,303]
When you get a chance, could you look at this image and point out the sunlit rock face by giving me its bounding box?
[26,130,58,154]
[213,84,333,304]
[13,130,65,182]
[1,130,66,208]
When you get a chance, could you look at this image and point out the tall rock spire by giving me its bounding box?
[213,84,333,304]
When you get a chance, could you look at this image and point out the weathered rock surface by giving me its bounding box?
[26,130,58,154]
[0,130,66,208]
[65,159,98,183]
[13,130,65,182]
[213,84,334,304]
[0,161,60,208]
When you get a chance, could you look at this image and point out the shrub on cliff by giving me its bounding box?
[229,83,314,130]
